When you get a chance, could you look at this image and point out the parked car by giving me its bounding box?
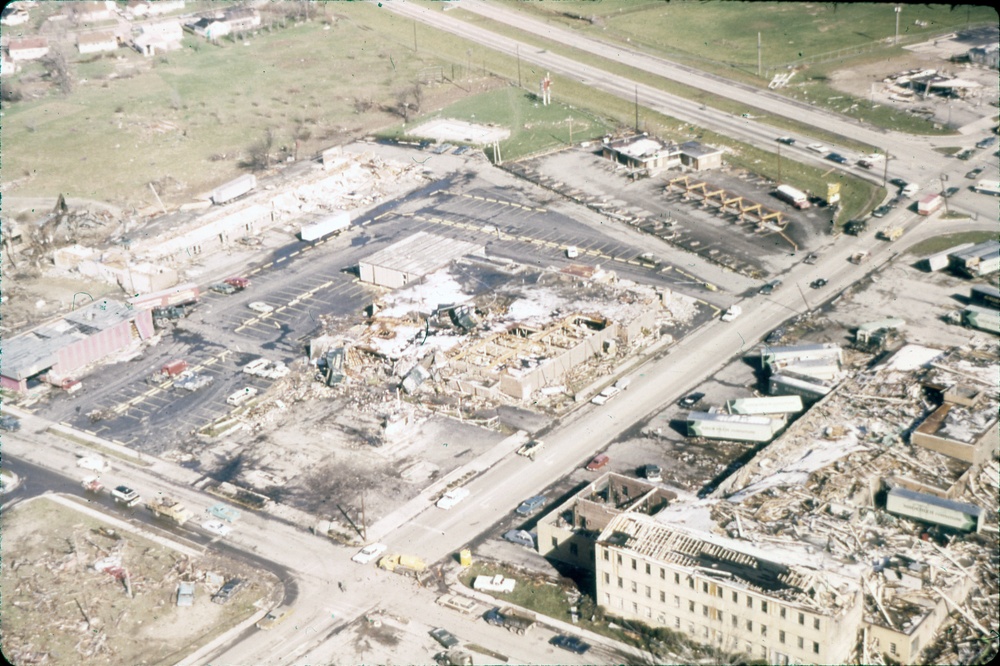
[776,136,796,145]
[810,278,828,289]
[826,152,848,164]
[758,280,782,295]
[975,137,996,149]
[640,464,662,482]
[352,543,388,564]
[111,485,141,507]
[956,148,976,161]
[226,387,258,406]
[201,520,232,537]
[901,183,920,197]
[765,328,786,345]
[965,167,985,179]
[430,628,459,649]
[516,495,547,516]
[257,606,293,630]
[174,372,213,392]
[590,385,620,405]
[211,578,244,604]
[0,415,21,432]
[807,143,828,153]
[871,204,892,218]
[586,454,610,471]
[889,177,908,188]
[678,392,705,408]
[551,635,591,654]
[943,186,960,198]
[209,282,237,295]
[803,252,819,265]
[502,530,535,548]
[436,487,470,510]
[247,301,274,314]
[224,277,250,290]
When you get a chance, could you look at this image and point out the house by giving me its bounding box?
[1,4,30,25]
[134,20,183,56]
[66,1,114,24]
[222,6,260,33]
[0,299,155,393]
[187,16,230,41]
[7,36,49,61]
[77,30,118,55]
[126,0,184,18]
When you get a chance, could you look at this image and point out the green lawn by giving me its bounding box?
[906,231,998,256]
[381,87,613,161]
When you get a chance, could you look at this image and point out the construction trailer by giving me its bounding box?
[885,486,983,532]
[923,243,974,272]
[725,395,803,416]
[128,283,200,310]
[210,174,256,205]
[768,373,833,402]
[686,411,785,442]
[963,305,1000,334]
[948,241,1000,278]
[300,211,350,242]
[969,285,1000,310]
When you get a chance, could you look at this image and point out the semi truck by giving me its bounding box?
[146,497,192,525]
[917,194,943,216]
[129,283,200,311]
[210,174,256,205]
[964,305,1000,334]
[300,211,351,242]
[774,185,810,209]
[485,607,537,635]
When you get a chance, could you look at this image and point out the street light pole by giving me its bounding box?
[894,5,902,46]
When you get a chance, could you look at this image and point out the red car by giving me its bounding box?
[586,454,610,471]
[224,277,251,290]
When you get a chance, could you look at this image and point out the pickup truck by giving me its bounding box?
[877,227,904,241]
[850,251,871,265]
[516,439,545,460]
[146,497,191,525]
[378,554,427,576]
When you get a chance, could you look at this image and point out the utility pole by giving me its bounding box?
[777,143,782,182]
[413,20,417,52]
[634,85,639,133]
[894,5,901,46]
[882,149,890,188]
[940,173,950,215]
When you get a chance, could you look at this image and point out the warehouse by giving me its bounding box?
[358,232,486,289]
[0,299,154,393]
[687,411,785,442]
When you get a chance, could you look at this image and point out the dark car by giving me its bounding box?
[889,177,908,188]
[679,392,705,408]
[887,195,904,208]
[640,464,662,482]
[758,279,782,295]
[810,279,828,289]
[826,152,848,165]
[943,186,960,198]
[0,415,21,432]
[502,529,535,548]
[551,635,591,655]
[430,628,459,649]
[965,167,984,179]
[844,219,868,235]
[776,136,796,145]
[803,252,820,265]
[211,578,244,605]
[765,328,786,345]
[871,205,892,218]
[975,137,996,149]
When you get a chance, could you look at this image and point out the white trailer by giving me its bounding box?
[300,211,351,242]
[210,174,257,205]
[974,179,1000,196]
[774,184,810,209]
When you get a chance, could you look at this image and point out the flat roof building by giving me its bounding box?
[359,232,486,289]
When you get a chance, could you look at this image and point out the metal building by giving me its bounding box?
[358,232,486,289]
[948,240,1000,278]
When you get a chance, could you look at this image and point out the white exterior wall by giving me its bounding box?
[595,543,862,665]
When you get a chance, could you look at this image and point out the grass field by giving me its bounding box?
[503,1,996,72]
[906,231,998,256]
[382,86,613,161]
[0,4,509,207]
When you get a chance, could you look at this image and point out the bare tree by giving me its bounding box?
[391,83,423,123]
[42,48,73,96]
[246,128,275,171]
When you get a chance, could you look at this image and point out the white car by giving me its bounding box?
[226,387,258,406]
[901,183,920,198]
[248,302,274,314]
[76,455,108,472]
[807,143,828,153]
[436,487,470,510]
[201,519,232,537]
[591,385,621,406]
[242,358,269,375]
[352,543,388,564]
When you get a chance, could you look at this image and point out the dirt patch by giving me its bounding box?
[0,496,276,666]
